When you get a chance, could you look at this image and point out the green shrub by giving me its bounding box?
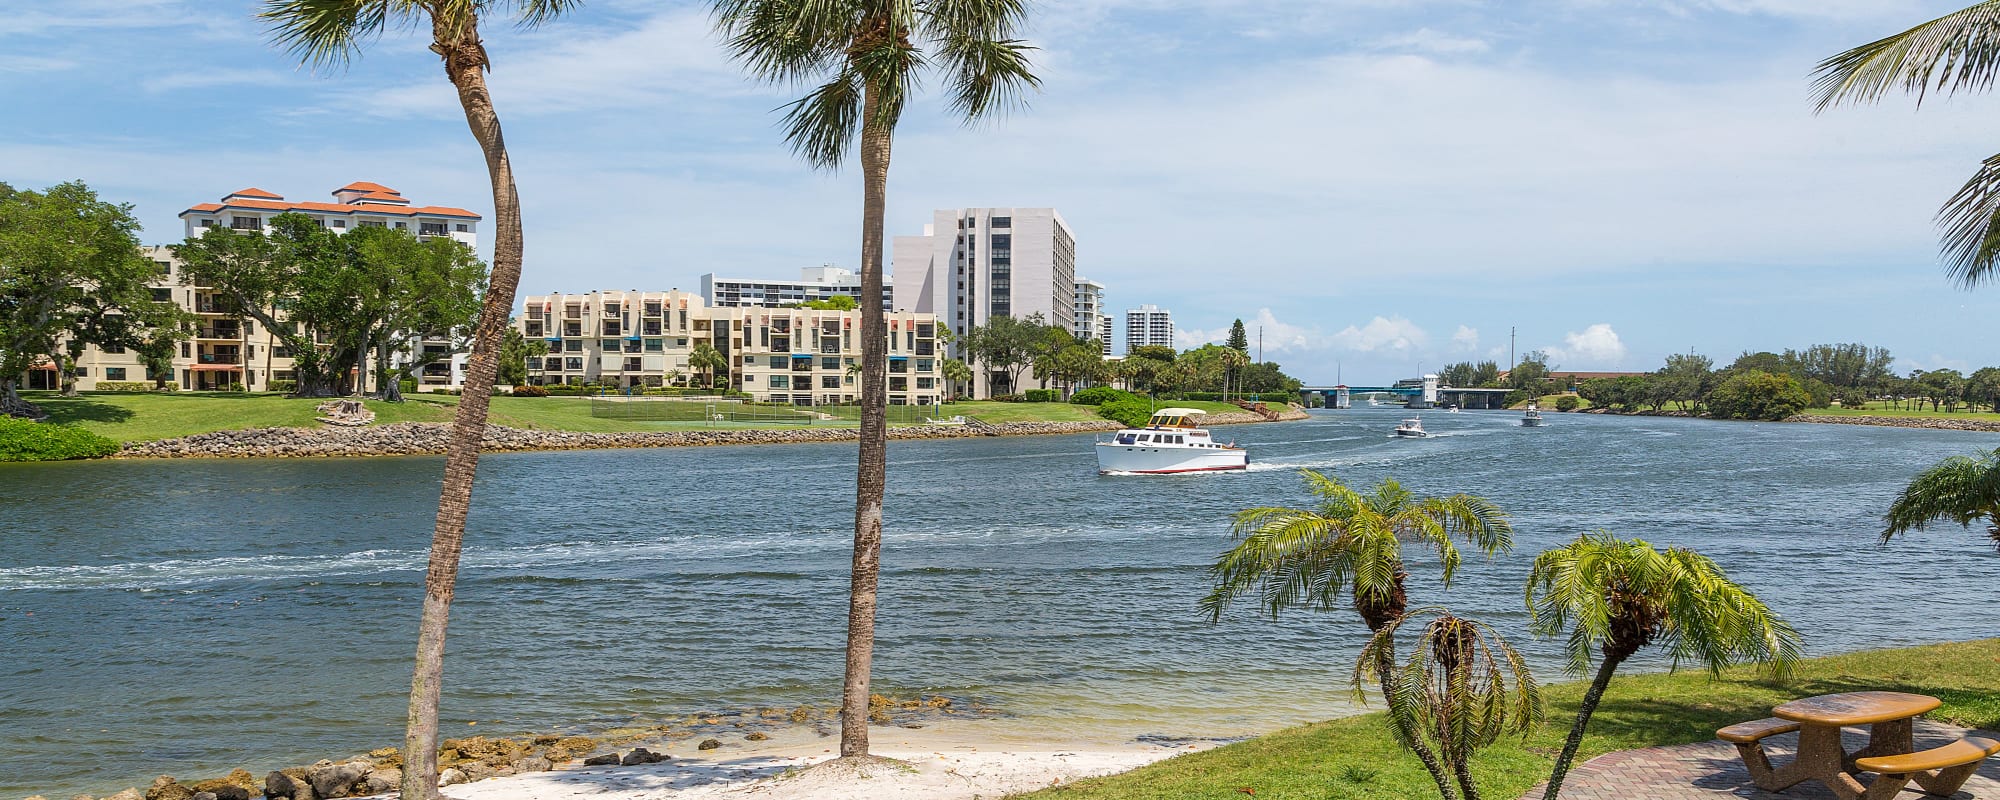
[1096,396,1154,427]
[0,417,121,462]
[399,378,418,393]
[227,382,245,392]
[268,380,296,394]
[94,381,153,392]
[512,384,550,397]
[1554,395,1581,412]
[992,394,1025,403]
[1706,370,1812,421]
[1023,389,1059,402]
[1069,387,1131,406]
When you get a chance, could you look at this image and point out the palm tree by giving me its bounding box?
[712,0,1039,759]
[1884,447,2000,550]
[1221,347,1249,402]
[258,2,578,798]
[1814,3,2000,288]
[688,342,727,389]
[941,358,972,400]
[1526,532,1801,800]
[1355,608,1541,800]
[1202,470,1514,800]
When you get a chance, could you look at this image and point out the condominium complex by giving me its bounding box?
[517,291,943,406]
[1072,277,1113,356]
[699,266,894,310]
[1126,304,1175,353]
[891,208,1076,394]
[22,184,481,393]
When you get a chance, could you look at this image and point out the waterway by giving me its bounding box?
[2,408,1997,796]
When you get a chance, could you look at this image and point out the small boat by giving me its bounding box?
[1096,408,1248,474]
[1394,417,1429,438]
[1521,403,1544,427]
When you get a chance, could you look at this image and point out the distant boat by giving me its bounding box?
[1394,417,1429,438]
[1096,408,1249,474]
[1521,403,1544,427]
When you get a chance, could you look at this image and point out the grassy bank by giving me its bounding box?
[18,392,1264,443]
[1015,638,2000,800]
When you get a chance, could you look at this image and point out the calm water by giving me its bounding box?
[3,409,1998,796]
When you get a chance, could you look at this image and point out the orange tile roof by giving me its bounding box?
[180,197,480,220]
[338,181,400,195]
[226,187,282,199]
[353,191,409,204]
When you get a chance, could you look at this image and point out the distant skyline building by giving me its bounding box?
[1072,277,1112,357]
[699,265,893,310]
[1125,304,1175,354]
[892,208,1077,395]
[178,182,481,248]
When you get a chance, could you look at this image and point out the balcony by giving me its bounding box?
[198,353,241,365]
[418,225,451,237]
[195,327,242,340]
[193,303,241,315]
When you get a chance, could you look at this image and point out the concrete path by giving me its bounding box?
[1523,721,2000,799]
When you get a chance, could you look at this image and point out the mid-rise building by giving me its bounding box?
[1126,304,1175,353]
[29,184,483,393]
[517,291,943,406]
[1072,277,1112,356]
[892,207,1076,394]
[700,265,893,310]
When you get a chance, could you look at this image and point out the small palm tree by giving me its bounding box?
[1204,471,1513,800]
[688,342,727,389]
[1356,608,1542,800]
[1221,348,1250,401]
[941,358,972,400]
[258,3,578,798]
[713,0,1039,759]
[1883,447,2000,550]
[1526,532,1802,800]
[1814,3,2000,288]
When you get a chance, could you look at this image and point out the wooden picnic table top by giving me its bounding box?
[1773,691,1941,727]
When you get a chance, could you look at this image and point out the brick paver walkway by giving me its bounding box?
[1522,721,2000,799]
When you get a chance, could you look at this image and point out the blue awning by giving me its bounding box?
[793,353,815,358]
[889,355,909,360]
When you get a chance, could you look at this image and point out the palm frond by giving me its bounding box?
[1812,1,2000,111]
[712,0,856,85]
[1936,154,2000,288]
[261,0,398,70]
[777,68,865,169]
[1884,448,2000,537]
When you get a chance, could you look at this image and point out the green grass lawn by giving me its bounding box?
[22,391,453,442]
[946,399,1257,425]
[1014,638,2000,800]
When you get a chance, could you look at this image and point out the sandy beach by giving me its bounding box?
[441,722,1210,800]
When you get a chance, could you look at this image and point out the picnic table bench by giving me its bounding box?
[1717,691,1999,799]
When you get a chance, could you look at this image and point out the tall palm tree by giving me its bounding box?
[1525,532,1801,800]
[1355,608,1541,800]
[258,3,578,798]
[1221,347,1249,401]
[1883,447,2000,550]
[712,0,1039,759]
[689,341,727,389]
[941,357,972,400]
[1814,3,2000,288]
[1203,470,1514,800]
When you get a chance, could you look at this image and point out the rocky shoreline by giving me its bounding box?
[1574,406,2000,432]
[114,408,1308,460]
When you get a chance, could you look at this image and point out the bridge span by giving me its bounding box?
[1298,376,1513,410]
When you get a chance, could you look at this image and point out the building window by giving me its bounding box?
[455,224,468,232]
[394,221,408,229]
[230,216,260,230]
[644,339,664,352]
[107,367,127,381]
[526,357,542,370]
[156,260,172,275]
[565,340,582,352]
[332,219,347,229]
[103,344,126,354]
[151,288,172,302]
[821,375,841,389]
[769,356,787,369]
[770,375,789,389]
[359,219,386,228]
[198,218,216,228]
[821,356,840,370]
[565,357,584,371]
[991,216,1010,228]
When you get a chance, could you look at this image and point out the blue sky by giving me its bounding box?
[4,0,1998,384]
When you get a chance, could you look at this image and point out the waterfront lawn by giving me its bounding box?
[1014,638,2000,800]
[948,399,1254,425]
[470,396,820,432]
[20,391,452,442]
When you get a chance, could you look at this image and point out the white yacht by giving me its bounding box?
[1394,417,1429,438]
[1096,408,1248,474]
[1521,403,1544,427]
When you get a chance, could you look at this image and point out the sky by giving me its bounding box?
[4,0,1999,385]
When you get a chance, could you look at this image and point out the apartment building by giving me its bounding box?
[891,208,1076,395]
[23,184,482,393]
[516,292,943,406]
[1072,277,1112,357]
[699,266,893,310]
[1126,304,1175,353]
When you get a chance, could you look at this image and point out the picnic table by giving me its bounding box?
[1717,690,1999,800]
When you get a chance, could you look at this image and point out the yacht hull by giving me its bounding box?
[1095,442,1248,474]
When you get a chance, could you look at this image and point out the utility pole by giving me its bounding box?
[1257,326,1263,363]
[1509,326,1516,370]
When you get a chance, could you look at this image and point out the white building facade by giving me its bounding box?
[1072,277,1112,356]
[891,208,1076,395]
[179,182,480,248]
[699,266,893,310]
[1126,304,1175,353]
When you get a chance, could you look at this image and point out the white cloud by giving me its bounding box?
[1547,324,1628,368]
[1333,316,1429,355]
[143,70,291,93]
[1372,28,1489,55]
[1451,325,1479,351]
[1175,308,1320,355]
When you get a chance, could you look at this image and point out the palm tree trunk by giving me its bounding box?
[400,22,522,800]
[838,76,895,760]
[1373,630,1459,800]
[1542,652,1625,800]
